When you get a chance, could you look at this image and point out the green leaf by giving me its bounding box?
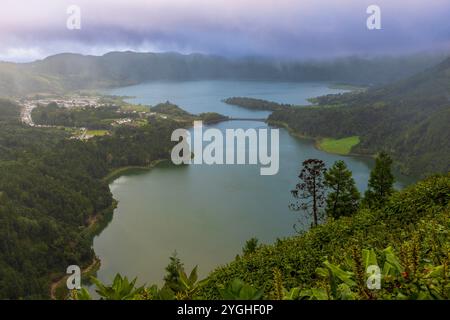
[188,266,198,285]
[178,268,190,289]
[75,288,92,300]
[337,283,357,300]
[362,248,378,270]
[425,265,444,278]
[324,261,356,287]
[283,287,301,300]
[311,288,329,300]
[383,246,403,275]
[218,279,263,300]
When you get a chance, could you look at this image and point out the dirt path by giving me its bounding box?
[49,214,101,300]
[49,256,100,300]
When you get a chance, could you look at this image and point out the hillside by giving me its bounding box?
[223,97,292,111]
[199,173,450,299]
[0,99,182,298]
[0,52,446,97]
[268,57,450,177]
[73,173,450,300]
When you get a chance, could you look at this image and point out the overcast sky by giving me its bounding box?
[0,0,449,62]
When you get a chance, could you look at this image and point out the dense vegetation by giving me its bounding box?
[151,102,229,124]
[31,101,228,132]
[1,52,446,96]
[32,102,138,129]
[198,112,229,124]
[0,99,180,298]
[199,173,449,300]
[223,97,291,111]
[268,57,450,177]
[151,102,193,118]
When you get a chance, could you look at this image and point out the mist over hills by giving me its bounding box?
[269,56,450,176]
[0,51,447,96]
[1,50,448,175]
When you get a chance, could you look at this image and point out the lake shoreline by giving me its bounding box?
[268,120,417,185]
[103,159,170,183]
[50,256,101,300]
[49,159,169,299]
[49,199,118,299]
[267,120,373,159]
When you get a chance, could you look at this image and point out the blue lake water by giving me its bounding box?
[107,80,350,118]
[91,81,409,287]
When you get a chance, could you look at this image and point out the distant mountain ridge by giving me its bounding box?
[0,51,447,96]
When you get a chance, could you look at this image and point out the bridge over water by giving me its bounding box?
[227,117,267,122]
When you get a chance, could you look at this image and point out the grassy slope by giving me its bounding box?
[86,129,109,136]
[317,136,360,155]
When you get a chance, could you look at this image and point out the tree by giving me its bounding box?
[363,152,395,208]
[163,251,184,292]
[324,160,360,219]
[290,159,326,228]
[242,237,259,256]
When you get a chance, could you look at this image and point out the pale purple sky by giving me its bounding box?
[0,0,449,62]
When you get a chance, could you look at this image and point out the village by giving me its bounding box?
[17,94,166,140]
[19,95,109,127]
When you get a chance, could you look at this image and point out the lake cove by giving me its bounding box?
[91,81,412,288]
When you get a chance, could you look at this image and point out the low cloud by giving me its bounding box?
[0,0,449,62]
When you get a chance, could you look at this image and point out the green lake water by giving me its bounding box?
[91,81,410,286]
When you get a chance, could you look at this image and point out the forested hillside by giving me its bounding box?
[0,52,446,96]
[223,97,291,111]
[0,99,179,298]
[199,173,449,300]
[268,57,450,177]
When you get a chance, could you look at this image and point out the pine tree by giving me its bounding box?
[163,251,184,292]
[290,159,326,228]
[324,160,360,219]
[363,152,395,208]
[242,237,259,256]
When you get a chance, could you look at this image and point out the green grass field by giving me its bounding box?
[86,130,110,136]
[133,118,148,127]
[120,104,150,113]
[318,136,360,155]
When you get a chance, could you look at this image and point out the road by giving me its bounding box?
[20,103,37,126]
